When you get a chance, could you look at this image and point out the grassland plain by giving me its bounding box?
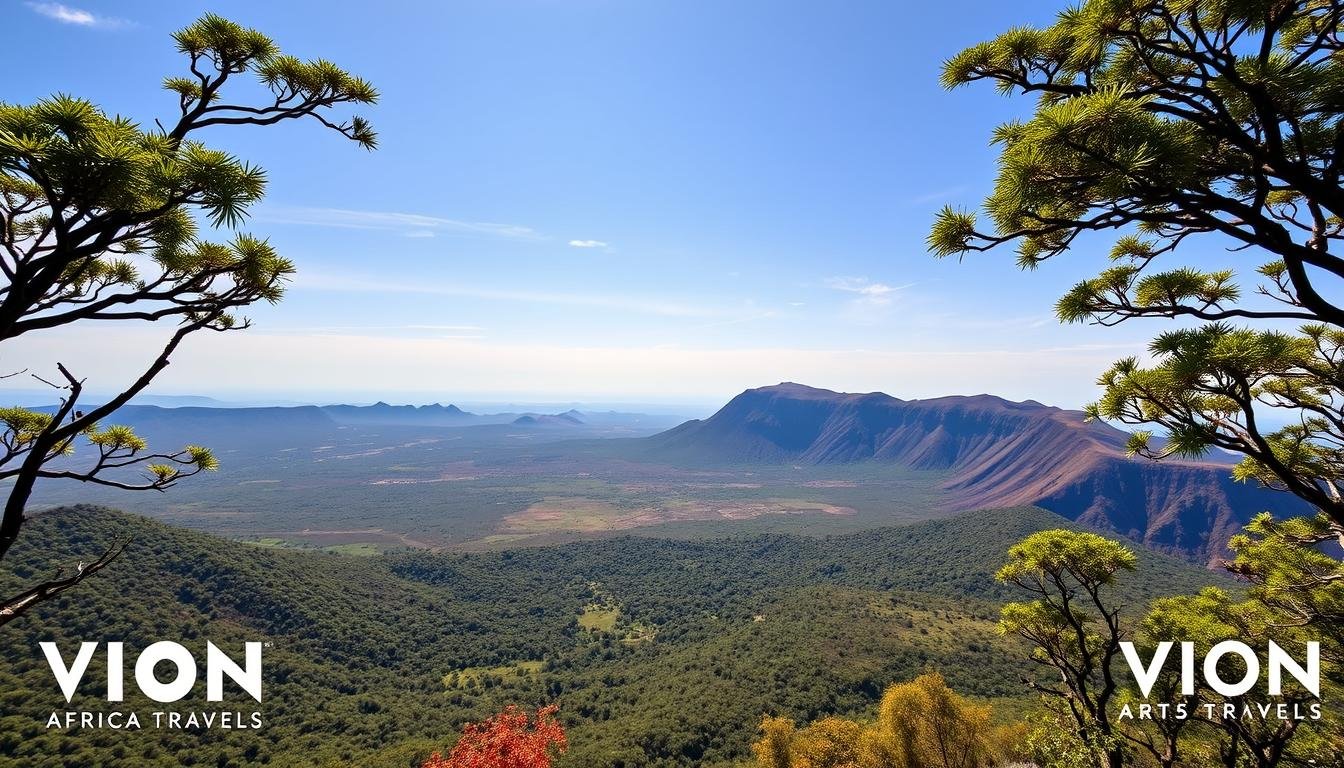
[26,420,956,552]
[0,504,1221,768]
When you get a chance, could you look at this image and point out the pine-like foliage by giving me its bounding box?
[930,0,1344,634]
[0,14,376,623]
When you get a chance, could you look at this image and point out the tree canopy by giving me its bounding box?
[421,705,567,768]
[0,13,376,623]
[997,530,1136,768]
[930,0,1344,624]
[751,672,1008,768]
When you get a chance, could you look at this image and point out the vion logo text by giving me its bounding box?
[1120,640,1319,698]
[41,641,263,704]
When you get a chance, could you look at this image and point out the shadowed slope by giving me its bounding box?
[644,383,1304,563]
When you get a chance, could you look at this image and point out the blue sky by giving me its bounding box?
[4,0,1170,409]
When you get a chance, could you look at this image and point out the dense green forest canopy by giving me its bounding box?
[0,505,1215,768]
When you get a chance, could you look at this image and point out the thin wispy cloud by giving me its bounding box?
[295,270,739,319]
[825,276,915,325]
[568,239,608,248]
[824,276,912,305]
[256,206,542,241]
[26,2,129,28]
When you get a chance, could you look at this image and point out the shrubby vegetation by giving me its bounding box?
[10,3,1344,767]
[994,529,1339,767]
[751,672,1022,768]
[421,706,566,768]
[0,505,1210,767]
[747,527,1343,768]
[26,418,956,550]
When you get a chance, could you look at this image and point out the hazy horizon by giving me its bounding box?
[0,379,1099,417]
[5,0,1211,411]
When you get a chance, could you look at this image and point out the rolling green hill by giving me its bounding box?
[0,505,1223,768]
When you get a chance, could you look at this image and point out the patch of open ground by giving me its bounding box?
[500,496,854,534]
[241,528,439,552]
[242,538,393,557]
[578,604,620,632]
[443,661,544,690]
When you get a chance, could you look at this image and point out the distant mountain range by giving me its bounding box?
[640,383,1306,564]
[23,383,1306,564]
[31,401,683,432]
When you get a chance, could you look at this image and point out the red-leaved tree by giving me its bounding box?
[422,705,567,768]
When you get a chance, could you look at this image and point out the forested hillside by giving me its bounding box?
[0,506,1218,768]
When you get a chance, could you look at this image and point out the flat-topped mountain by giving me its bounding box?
[321,401,476,426]
[644,383,1305,564]
[62,404,341,448]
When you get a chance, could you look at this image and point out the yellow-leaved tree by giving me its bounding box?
[752,671,1014,768]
